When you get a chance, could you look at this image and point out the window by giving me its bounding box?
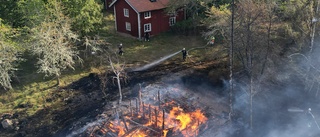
[124,8,129,17]
[144,11,151,19]
[126,22,131,31]
[169,17,176,26]
[144,23,151,32]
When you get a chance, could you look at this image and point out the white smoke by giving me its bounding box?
[66,118,105,137]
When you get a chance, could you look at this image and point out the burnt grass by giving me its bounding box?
[0,58,227,137]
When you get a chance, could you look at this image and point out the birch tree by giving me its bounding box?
[31,1,81,86]
[84,38,127,104]
[286,0,320,98]
[108,54,126,105]
[205,0,278,129]
[0,20,21,90]
[203,2,234,120]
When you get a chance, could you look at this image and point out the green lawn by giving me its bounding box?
[0,12,220,117]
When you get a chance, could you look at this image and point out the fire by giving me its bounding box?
[107,121,126,136]
[165,106,208,136]
[97,104,207,137]
[176,113,192,130]
[91,85,208,137]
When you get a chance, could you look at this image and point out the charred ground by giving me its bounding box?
[0,58,228,137]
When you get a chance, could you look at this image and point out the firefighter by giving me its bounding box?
[118,43,123,55]
[144,32,150,41]
[209,36,215,45]
[182,48,187,61]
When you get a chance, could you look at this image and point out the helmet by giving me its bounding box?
[183,48,185,50]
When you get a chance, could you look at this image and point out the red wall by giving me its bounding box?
[115,0,139,37]
[140,9,184,37]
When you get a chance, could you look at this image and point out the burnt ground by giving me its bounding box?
[0,58,228,137]
[2,55,320,137]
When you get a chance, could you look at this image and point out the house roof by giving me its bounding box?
[110,0,170,13]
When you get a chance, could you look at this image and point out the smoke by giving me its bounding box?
[64,43,320,136]
[66,118,105,137]
[265,115,319,137]
[220,44,320,137]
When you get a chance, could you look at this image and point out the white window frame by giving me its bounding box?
[144,23,151,32]
[124,8,129,17]
[169,17,176,26]
[126,22,131,31]
[144,11,151,19]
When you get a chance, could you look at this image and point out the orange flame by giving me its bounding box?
[99,104,207,137]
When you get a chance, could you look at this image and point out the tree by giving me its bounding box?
[31,1,81,86]
[277,0,317,52]
[0,0,25,27]
[166,0,209,34]
[202,4,231,43]
[229,0,235,122]
[283,0,320,98]
[61,0,103,34]
[108,54,126,105]
[17,0,47,28]
[81,36,127,104]
[0,19,21,90]
[18,0,103,35]
[205,0,279,130]
[202,2,234,120]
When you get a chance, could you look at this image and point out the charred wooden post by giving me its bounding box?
[129,99,132,116]
[149,104,152,122]
[162,109,165,131]
[115,109,120,125]
[113,108,117,115]
[154,108,158,127]
[135,98,139,114]
[142,102,145,118]
[196,120,200,135]
[122,119,129,132]
[139,83,142,106]
[120,112,129,132]
[158,90,161,109]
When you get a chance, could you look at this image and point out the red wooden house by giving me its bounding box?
[109,0,185,39]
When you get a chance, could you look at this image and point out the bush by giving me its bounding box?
[170,19,193,35]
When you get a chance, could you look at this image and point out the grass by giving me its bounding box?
[0,12,221,118]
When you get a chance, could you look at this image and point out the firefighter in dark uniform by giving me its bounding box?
[118,43,123,55]
[144,32,150,41]
[182,48,187,61]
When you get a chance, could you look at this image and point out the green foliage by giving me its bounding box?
[30,1,81,81]
[277,0,317,50]
[0,20,21,89]
[212,0,232,6]
[62,0,103,35]
[170,19,193,34]
[0,0,24,27]
[277,0,315,20]
[17,0,47,28]
[17,0,103,35]
[202,4,231,40]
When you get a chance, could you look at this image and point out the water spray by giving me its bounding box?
[288,107,320,130]
[287,108,304,113]
[131,51,181,72]
[307,108,320,130]
[187,44,209,54]
[130,43,211,72]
